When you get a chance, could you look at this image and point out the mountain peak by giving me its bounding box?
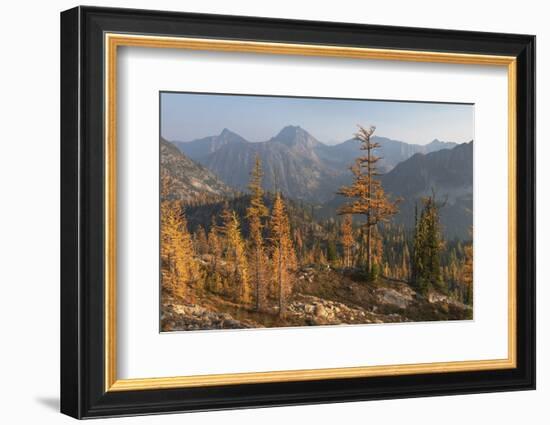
[428,138,456,146]
[425,138,458,153]
[176,128,247,160]
[220,128,238,137]
[217,128,247,144]
[276,124,304,136]
[273,125,321,148]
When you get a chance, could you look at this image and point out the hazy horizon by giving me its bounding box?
[161,92,474,146]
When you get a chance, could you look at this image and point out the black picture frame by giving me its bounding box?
[61,5,535,419]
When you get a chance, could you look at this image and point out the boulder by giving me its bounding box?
[376,288,413,309]
[427,291,448,304]
[314,304,329,319]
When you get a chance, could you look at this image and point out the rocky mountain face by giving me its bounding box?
[173,128,247,160]
[381,141,473,197]
[160,138,234,201]
[269,124,323,150]
[179,126,342,203]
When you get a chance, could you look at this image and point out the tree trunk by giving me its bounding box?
[255,246,261,311]
[278,242,284,317]
[366,223,371,276]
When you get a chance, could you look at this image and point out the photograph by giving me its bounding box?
[159,92,474,331]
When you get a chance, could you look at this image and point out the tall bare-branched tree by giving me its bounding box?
[337,125,399,278]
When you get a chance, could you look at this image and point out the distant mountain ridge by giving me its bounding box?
[316,136,457,172]
[382,141,473,239]
[173,126,460,203]
[381,141,473,198]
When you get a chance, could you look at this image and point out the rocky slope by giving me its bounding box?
[161,299,255,331]
[160,138,234,201]
[161,264,472,332]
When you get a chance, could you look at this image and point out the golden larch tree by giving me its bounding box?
[337,125,399,278]
[222,207,251,304]
[246,156,269,311]
[340,214,354,268]
[269,192,297,317]
[206,218,223,293]
[160,198,199,299]
[401,244,411,281]
[294,228,304,259]
[460,228,473,305]
[194,225,209,256]
[461,244,473,304]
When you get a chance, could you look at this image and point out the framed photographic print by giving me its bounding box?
[60,6,536,419]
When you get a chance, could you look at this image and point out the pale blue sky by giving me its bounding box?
[160,92,473,146]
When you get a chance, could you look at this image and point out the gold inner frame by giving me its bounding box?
[104,33,517,392]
